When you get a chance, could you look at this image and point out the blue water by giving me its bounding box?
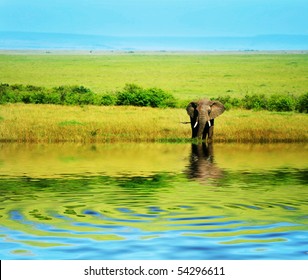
[0,143,307,260]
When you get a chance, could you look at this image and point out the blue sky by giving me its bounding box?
[0,0,307,36]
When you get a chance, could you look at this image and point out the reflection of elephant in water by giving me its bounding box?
[186,143,223,184]
[186,99,225,142]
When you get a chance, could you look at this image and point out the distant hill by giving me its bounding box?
[0,31,307,51]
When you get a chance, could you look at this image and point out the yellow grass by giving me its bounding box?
[217,111,308,143]
[0,104,307,143]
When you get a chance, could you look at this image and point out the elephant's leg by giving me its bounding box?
[193,127,198,138]
[208,119,215,142]
[192,129,197,138]
[207,126,214,143]
[190,118,199,138]
[191,125,196,138]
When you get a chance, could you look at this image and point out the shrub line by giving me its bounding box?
[0,82,307,113]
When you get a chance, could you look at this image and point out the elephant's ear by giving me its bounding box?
[209,100,225,119]
[186,101,198,118]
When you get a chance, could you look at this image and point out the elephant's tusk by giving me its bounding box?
[208,121,211,127]
[193,121,198,128]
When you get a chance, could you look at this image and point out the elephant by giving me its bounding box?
[186,98,225,142]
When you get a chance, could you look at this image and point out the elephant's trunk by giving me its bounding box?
[197,116,207,139]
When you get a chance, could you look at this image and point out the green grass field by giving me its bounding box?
[1,52,307,143]
[1,52,307,99]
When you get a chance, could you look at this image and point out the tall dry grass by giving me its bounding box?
[0,104,307,143]
[217,110,308,142]
[0,104,187,142]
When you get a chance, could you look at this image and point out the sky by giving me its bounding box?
[0,0,307,37]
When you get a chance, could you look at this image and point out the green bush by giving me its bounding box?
[116,84,144,106]
[10,84,24,91]
[296,93,308,113]
[51,85,95,105]
[93,94,116,106]
[0,84,22,103]
[146,88,176,108]
[0,82,307,113]
[216,95,241,110]
[25,84,44,92]
[242,94,268,110]
[0,84,19,103]
[267,94,296,112]
[44,92,62,104]
[116,83,176,108]
[21,92,33,104]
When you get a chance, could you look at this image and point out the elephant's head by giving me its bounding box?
[186,99,225,139]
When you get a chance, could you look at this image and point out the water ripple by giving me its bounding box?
[1,143,308,259]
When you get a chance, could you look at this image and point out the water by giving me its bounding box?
[0,143,307,260]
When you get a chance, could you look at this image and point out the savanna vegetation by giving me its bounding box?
[1,53,307,99]
[1,82,308,113]
[0,104,307,143]
[0,52,308,142]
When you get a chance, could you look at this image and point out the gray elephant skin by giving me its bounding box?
[186,99,225,142]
